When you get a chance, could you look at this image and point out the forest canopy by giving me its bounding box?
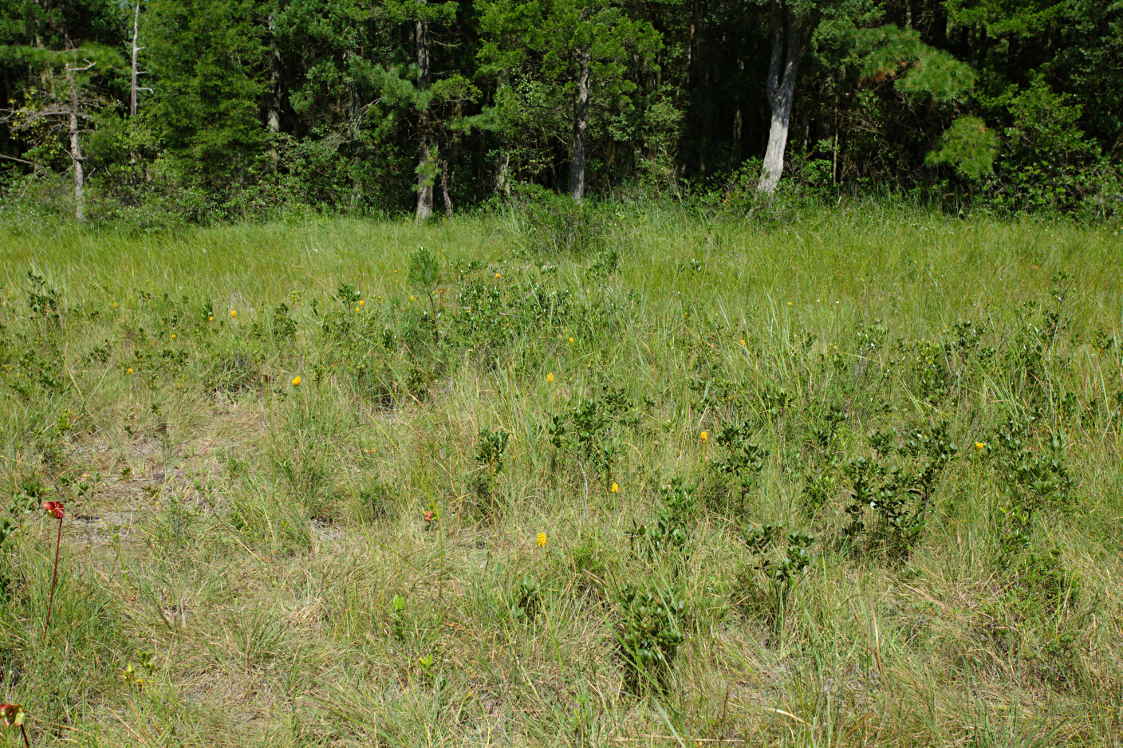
[1,0,1120,223]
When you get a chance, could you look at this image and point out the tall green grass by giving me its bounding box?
[1,203,1120,745]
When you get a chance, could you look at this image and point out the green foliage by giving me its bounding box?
[739,524,814,630]
[710,421,768,516]
[468,427,510,520]
[982,79,1110,214]
[407,246,440,291]
[614,583,685,695]
[840,422,957,562]
[25,271,61,323]
[0,0,1118,218]
[514,191,609,256]
[853,25,976,104]
[478,0,667,194]
[450,271,592,363]
[629,478,697,563]
[548,385,640,479]
[145,0,269,187]
[510,574,543,623]
[476,428,510,474]
[0,479,47,603]
[989,417,1074,556]
[925,116,1000,180]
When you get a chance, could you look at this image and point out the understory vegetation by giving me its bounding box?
[0,203,1120,745]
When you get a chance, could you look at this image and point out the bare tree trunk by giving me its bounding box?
[415,13,435,222]
[416,143,435,221]
[266,14,281,134]
[129,1,141,117]
[758,3,804,195]
[65,65,86,221]
[496,150,511,197]
[439,158,453,217]
[494,70,511,198]
[569,48,591,201]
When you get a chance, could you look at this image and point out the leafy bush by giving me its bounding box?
[629,479,697,564]
[614,583,685,695]
[548,385,641,480]
[513,189,610,256]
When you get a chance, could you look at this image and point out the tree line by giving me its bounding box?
[1,0,1120,223]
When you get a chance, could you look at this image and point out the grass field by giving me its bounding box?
[1,204,1120,746]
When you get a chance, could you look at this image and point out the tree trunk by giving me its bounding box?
[417,142,435,222]
[758,3,804,195]
[496,150,511,197]
[439,158,453,217]
[569,48,590,201]
[266,14,281,134]
[129,1,141,117]
[415,14,434,221]
[65,66,85,221]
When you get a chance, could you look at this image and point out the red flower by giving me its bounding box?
[42,500,65,519]
[0,703,24,726]
[422,510,436,523]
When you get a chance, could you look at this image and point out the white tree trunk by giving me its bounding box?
[759,97,794,194]
[415,14,435,221]
[440,158,453,217]
[758,4,803,195]
[569,49,591,201]
[416,143,435,221]
[266,13,281,134]
[129,2,141,117]
[496,150,511,196]
[66,66,86,221]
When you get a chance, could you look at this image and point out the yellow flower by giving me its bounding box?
[229,309,238,318]
[546,372,555,383]
[355,305,361,312]
[699,430,709,442]
[787,301,793,306]
[291,375,302,387]
[610,481,619,494]
[170,333,177,340]
[208,315,214,321]
[409,295,416,302]
[739,338,747,347]
[126,367,134,374]
[358,299,366,307]
[975,441,986,450]
[119,663,146,686]
[494,272,503,279]
[567,336,575,344]
[536,532,548,548]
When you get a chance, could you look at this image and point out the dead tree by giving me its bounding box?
[65,60,95,220]
[415,10,436,222]
[1,56,99,221]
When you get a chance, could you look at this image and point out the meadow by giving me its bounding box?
[0,203,1120,746]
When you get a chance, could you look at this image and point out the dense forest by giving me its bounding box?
[1,0,1120,223]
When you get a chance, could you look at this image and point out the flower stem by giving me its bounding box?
[20,723,31,748]
[43,516,62,635]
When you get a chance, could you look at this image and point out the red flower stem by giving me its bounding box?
[43,515,62,635]
[20,723,32,748]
